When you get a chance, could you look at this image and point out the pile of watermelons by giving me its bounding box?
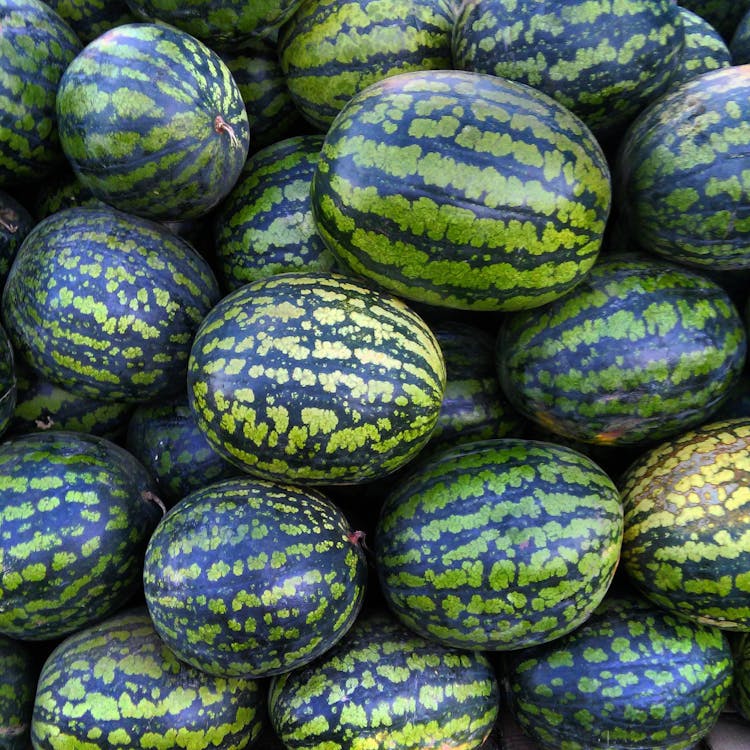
[4,0,750,748]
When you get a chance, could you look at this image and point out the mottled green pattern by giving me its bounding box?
[219,37,304,153]
[0,0,81,186]
[43,0,136,42]
[269,611,499,750]
[374,438,623,650]
[681,0,750,40]
[125,0,304,47]
[31,608,265,750]
[617,65,750,270]
[498,255,747,446]
[214,135,336,293]
[0,431,163,641]
[56,22,249,220]
[125,397,238,506]
[621,418,750,630]
[0,635,35,750]
[509,595,733,750]
[453,0,684,139]
[669,7,731,88]
[311,70,611,311]
[278,0,455,130]
[2,206,220,403]
[143,477,366,677]
[188,271,446,484]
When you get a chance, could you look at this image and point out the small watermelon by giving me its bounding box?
[669,7,731,88]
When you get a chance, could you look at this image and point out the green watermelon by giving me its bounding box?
[56,22,249,221]
[452,0,685,142]
[616,64,750,270]
[277,0,456,131]
[0,430,164,641]
[213,134,336,293]
[311,69,612,311]
[680,0,750,41]
[731,8,750,63]
[374,438,623,651]
[0,191,32,288]
[497,254,747,446]
[42,0,136,42]
[143,476,367,678]
[620,417,750,630]
[0,325,15,441]
[0,634,36,750]
[268,610,499,750]
[669,7,731,88]
[31,607,266,749]
[1,206,220,403]
[0,0,81,187]
[733,630,750,721]
[187,271,446,485]
[508,594,733,750]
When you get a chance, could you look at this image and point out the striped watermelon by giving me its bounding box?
[42,0,136,42]
[620,417,750,630]
[56,22,249,221]
[374,438,623,651]
[616,64,750,270]
[310,69,611,312]
[31,608,266,749]
[277,0,456,131]
[268,610,499,750]
[498,254,747,446]
[734,630,750,721]
[187,271,446,485]
[143,476,366,678]
[508,594,733,750]
[669,7,731,88]
[0,0,81,187]
[680,0,750,41]
[0,430,164,641]
[452,0,685,142]
[1,206,220,404]
[0,634,36,750]
[213,134,336,293]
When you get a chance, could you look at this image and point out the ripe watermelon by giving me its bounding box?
[669,6,731,88]
[311,69,611,311]
[56,22,249,221]
[42,0,136,42]
[0,634,36,750]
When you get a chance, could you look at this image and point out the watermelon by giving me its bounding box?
[125,396,238,507]
[0,0,81,187]
[1,206,220,404]
[616,64,750,271]
[30,169,105,221]
[310,69,612,312]
[42,0,136,42]
[0,430,164,641]
[508,594,733,750]
[0,325,15,441]
[31,607,266,749]
[187,271,446,485]
[55,22,249,221]
[680,0,750,41]
[452,0,685,142]
[731,8,750,63]
[268,610,499,750]
[0,191,32,288]
[213,134,336,293]
[668,7,731,88]
[620,417,750,631]
[734,630,750,721]
[0,634,36,750]
[277,0,456,131]
[143,476,367,678]
[497,254,747,447]
[374,438,623,651]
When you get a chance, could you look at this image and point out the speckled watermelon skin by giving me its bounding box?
[0,0,82,187]
[0,431,164,641]
[508,595,733,750]
[56,22,249,221]
[669,7,731,88]
[187,271,446,485]
[498,254,747,447]
[31,608,266,749]
[1,206,220,404]
[143,476,367,678]
[311,69,611,312]
[620,417,750,631]
[374,438,623,651]
[43,0,136,42]
[0,635,36,750]
[269,611,499,750]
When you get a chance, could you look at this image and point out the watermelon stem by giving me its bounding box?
[214,115,239,148]
[142,490,166,516]
[0,211,18,233]
[347,529,367,549]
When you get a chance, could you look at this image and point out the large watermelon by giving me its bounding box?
[310,69,612,312]
[143,476,367,678]
[187,271,446,485]
[374,438,623,651]
[56,22,249,221]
